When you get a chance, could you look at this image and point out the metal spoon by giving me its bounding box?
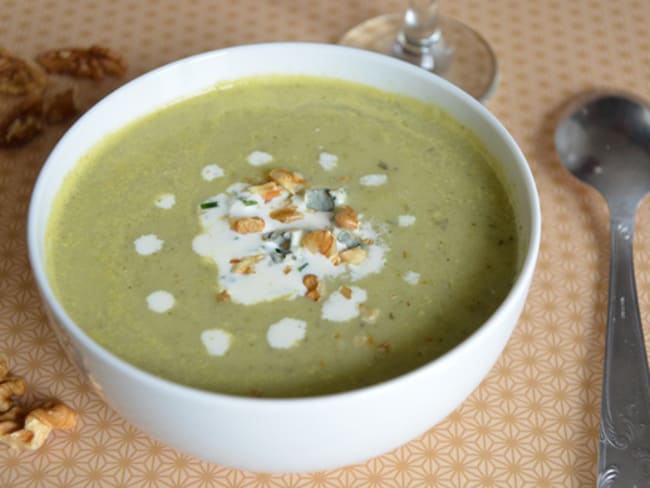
[555,92,650,486]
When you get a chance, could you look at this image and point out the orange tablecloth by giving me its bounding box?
[2,0,650,486]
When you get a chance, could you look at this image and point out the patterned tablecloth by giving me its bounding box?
[2,0,650,486]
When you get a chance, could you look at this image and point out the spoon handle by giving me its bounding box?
[598,215,650,487]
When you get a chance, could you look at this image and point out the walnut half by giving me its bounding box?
[36,45,127,79]
[0,93,44,147]
[0,356,77,450]
[0,49,47,96]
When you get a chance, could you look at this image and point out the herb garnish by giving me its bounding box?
[297,263,309,272]
[240,199,258,206]
[200,201,219,209]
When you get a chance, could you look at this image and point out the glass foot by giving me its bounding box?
[340,13,498,102]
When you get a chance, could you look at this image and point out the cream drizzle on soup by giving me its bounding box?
[46,76,519,397]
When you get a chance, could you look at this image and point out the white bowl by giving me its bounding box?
[28,43,541,473]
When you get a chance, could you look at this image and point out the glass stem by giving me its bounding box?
[394,0,449,72]
[400,0,441,48]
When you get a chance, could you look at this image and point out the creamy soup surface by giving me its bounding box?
[47,76,519,397]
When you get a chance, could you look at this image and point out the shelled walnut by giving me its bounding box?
[0,356,77,450]
[0,44,126,148]
[36,45,127,79]
[0,49,47,95]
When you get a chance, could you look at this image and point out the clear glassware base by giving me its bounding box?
[339,13,498,102]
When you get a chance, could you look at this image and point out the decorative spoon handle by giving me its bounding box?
[598,214,650,487]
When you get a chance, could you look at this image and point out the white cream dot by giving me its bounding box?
[202,164,225,181]
[146,290,175,313]
[403,271,421,285]
[318,152,338,171]
[267,318,307,349]
[155,193,176,209]
[321,286,367,322]
[247,151,273,166]
[134,234,164,255]
[201,329,232,356]
[398,215,416,227]
[360,174,387,186]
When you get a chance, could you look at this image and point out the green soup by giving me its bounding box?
[46,76,518,397]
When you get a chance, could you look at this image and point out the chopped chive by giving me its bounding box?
[297,263,309,272]
[200,201,219,209]
[240,199,258,206]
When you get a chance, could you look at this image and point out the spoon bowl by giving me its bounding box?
[555,91,650,486]
[555,93,650,212]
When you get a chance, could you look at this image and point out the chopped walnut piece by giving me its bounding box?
[231,217,265,234]
[0,50,47,95]
[303,274,320,301]
[36,45,127,79]
[215,290,231,303]
[305,290,320,301]
[340,286,352,300]
[283,265,292,274]
[268,168,307,194]
[303,274,318,290]
[247,181,283,202]
[302,230,336,257]
[269,206,303,223]
[334,206,359,230]
[44,88,77,124]
[340,246,368,265]
[1,93,44,147]
[0,357,77,450]
[231,254,265,274]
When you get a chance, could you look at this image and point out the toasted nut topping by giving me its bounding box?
[231,217,265,234]
[269,206,303,223]
[340,286,352,299]
[340,247,368,265]
[303,274,321,301]
[215,290,231,303]
[0,357,77,450]
[283,265,292,274]
[305,289,320,301]
[230,254,265,274]
[303,274,318,291]
[36,45,127,79]
[302,230,336,257]
[334,206,359,230]
[268,168,307,194]
[248,181,283,202]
